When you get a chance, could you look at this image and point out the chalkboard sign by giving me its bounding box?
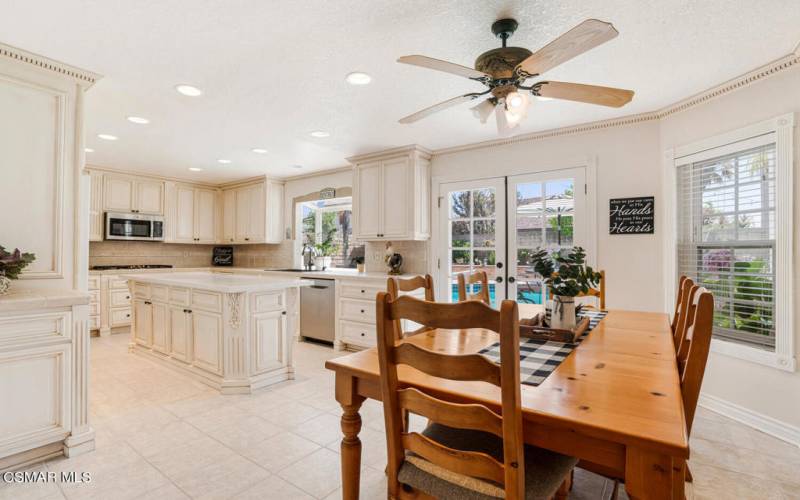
[213,246,234,266]
[609,197,654,235]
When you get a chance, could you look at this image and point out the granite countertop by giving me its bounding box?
[0,287,90,312]
[90,266,422,281]
[119,271,310,293]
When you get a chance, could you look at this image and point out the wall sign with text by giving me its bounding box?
[609,197,654,235]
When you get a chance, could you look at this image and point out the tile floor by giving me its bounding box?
[1,334,799,500]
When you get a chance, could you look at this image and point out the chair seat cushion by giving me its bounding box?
[398,423,578,500]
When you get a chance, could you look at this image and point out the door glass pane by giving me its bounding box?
[446,187,499,306]
[516,183,543,248]
[544,180,574,248]
[515,249,543,304]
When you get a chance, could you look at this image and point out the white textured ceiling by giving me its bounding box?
[2,1,800,182]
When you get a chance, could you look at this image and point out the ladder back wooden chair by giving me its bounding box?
[387,275,436,302]
[670,276,689,333]
[456,271,491,305]
[375,293,576,499]
[671,278,696,349]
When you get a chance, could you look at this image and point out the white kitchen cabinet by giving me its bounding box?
[88,170,104,241]
[252,310,286,373]
[222,177,284,244]
[151,302,169,354]
[170,184,217,244]
[103,174,164,215]
[192,310,223,375]
[195,188,217,243]
[133,298,152,346]
[169,305,192,363]
[350,145,431,241]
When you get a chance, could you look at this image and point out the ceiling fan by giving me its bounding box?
[397,18,634,134]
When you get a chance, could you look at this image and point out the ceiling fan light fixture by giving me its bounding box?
[470,99,495,124]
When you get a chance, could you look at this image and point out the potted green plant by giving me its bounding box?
[313,229,339,271]
[530,246,601,329]
[0,246,36,295]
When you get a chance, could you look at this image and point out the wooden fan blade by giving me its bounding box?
[537,81,634,107]
[399,94,483,124]
[398,55,491,81]
[516,19,618,77]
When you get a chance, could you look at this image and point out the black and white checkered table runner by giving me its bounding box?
[478,309,608,387]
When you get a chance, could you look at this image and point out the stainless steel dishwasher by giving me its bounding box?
[300,278,335,343]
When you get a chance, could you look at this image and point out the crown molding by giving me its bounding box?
[433,50,800,157]
[0,42,101,88]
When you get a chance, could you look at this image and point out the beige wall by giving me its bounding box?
[659,65,800,430]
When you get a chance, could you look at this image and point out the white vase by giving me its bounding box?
[0,274,10,296]
[551,296,576,330]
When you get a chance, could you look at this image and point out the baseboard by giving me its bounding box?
[699,393,800,448]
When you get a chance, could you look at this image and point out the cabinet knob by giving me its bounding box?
[360,332,365,337]
[281,311,287,315]
[360,309,365,313]
[126,295,130,300]
[126,313,130,318]
[360,289,365,293]
[245,237,250,241]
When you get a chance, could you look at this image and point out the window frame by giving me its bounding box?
[297,197,358,269]
[663,113,795,371]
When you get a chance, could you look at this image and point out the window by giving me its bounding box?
[669,113,794,371]
[299,197,364,268]
[677,143,776,349]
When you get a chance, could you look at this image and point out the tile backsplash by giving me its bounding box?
[365,240,429,275]
[232,242,295,269]
[89,241,216,268]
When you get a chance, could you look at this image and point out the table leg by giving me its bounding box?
[336,374,366,500]
[672,459,686,500]
[624,447,674,499]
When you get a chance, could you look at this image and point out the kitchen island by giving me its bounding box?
[122,272,307,394]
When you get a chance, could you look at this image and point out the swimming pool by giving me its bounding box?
[450,284,542,304]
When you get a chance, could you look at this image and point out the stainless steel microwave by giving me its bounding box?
[105,212,164,241]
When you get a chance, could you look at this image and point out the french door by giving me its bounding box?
[438,167,587,305]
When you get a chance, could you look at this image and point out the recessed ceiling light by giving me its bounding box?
[345,72,372,85]
[251,148,268,154]
[292,164,303,169]
[97,134,118,141]
[217,159,232,164]
[84,148,94,153]
[310,130,330,138]
[127,116,150,124]
[188,167,203,172]
[175,84,203,97]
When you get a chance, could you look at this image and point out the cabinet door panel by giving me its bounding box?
[252,311,285,373]
[169,306,191,362]
[151,302,169,354]
[355,161,383,238]
[135,180,164,215]
[266,181,284,243]
[104,176,134,212]
[222,189,236,243]
[133,299,152,346]
[194,188,216,243]
[235,187,250,242]
[174,186,196,243]
[89,172,104,241]
[381,157,410,238]
[192,311,222,374]
[247,184,266,242]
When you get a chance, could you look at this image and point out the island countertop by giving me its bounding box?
[120,271,309,293]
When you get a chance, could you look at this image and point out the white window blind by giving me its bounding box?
[676,142,776,350]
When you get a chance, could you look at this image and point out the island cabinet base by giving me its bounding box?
[126,277,300,394]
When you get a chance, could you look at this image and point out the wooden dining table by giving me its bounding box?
[325,305,689,500]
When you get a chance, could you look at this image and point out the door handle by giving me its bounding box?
[496,262,503,269]
[508,277,516,284]
[495,277,503,283]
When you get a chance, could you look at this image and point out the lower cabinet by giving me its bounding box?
[169,305,192,362]
[252,310,286,373]
[192,310,223,375]
[151,302,170,354]
[133,299,152,346]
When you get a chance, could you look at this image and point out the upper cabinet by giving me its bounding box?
[168,184,217,244]
[221,178,284,244]
[103,173,164,215]
[89,170,104,242]
[350,145,431,241]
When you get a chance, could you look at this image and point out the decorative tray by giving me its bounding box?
[519,314,590,343]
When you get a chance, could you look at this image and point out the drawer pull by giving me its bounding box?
[126,313,130,318]
[281,311,287,315]
[126,295,130,300]
[360,332,365,337]
[144,301,152,305]
[360,289,365,293]
[360,309,365,313]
